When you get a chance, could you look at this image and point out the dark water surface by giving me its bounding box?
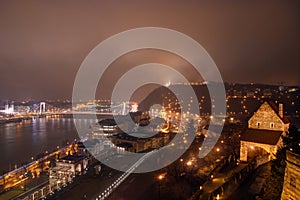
[0,116,97,172]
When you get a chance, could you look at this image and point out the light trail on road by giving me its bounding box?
[96,150,156,200]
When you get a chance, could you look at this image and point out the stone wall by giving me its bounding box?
[281,151,300,200]
[248,102,285,131]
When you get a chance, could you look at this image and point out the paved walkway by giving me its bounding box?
[201,163,247,193]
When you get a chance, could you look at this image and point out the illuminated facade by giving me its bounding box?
[0,102,14,114]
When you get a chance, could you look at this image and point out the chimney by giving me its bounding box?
[279,103,283,118]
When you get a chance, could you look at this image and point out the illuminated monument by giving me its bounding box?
[0,101,14,114]
[40,102,46,114]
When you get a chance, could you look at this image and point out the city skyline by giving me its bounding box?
[1,1,300,199]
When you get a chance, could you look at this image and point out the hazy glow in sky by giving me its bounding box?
[0,0,299,100]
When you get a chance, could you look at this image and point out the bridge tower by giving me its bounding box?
[40,102,46,114]
[122,102,126,115]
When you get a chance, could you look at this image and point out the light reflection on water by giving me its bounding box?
[0,116,98,172]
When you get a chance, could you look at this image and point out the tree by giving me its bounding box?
[283,125,300,154]
[258,125,300,199]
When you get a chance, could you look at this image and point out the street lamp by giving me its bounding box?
[157,174,165,200]
[186,160,193,168]
[158,174,164,180]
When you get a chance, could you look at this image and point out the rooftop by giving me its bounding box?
[116,142,133,148]
[98,118,117,126]
[241,128,283,145]
[58,155,86,163]
[113,132,162,142]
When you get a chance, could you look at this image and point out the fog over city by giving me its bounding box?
[0,0,300,100]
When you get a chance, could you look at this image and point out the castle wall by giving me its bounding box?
[281,151,300,200]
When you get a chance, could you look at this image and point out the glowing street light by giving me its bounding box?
[157,174,166,200]
[158,174,164,180]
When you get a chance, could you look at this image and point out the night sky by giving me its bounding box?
[0,1,299,101]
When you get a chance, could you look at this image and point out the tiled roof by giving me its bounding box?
[241,128,283,145]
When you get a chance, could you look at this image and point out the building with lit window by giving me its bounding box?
[111,132,170,153]
[240,102,289,163]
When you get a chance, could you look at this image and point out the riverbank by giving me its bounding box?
[0,116,37,125]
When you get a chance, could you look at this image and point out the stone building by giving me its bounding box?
[240,101,289,162]
[281,151,300,200]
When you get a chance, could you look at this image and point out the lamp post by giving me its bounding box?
[216,148,220,161]
[186,160,194,176]
[158,174,164,200]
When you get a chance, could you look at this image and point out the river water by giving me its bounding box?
[0,116,99,173]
